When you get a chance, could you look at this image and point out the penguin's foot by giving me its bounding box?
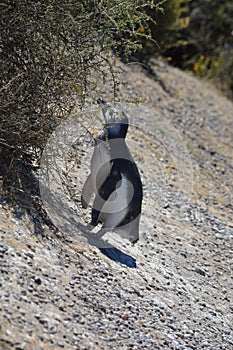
[95,227,109,239]
[131,238,139,245]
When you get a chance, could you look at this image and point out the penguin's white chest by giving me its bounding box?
[100,174,130,228]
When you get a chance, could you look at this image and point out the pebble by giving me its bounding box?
[195,268,206,276]
[34,276,42,285]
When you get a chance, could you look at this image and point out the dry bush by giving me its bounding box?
[0,0,159,216]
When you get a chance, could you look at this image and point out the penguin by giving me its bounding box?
[81,98,143,244]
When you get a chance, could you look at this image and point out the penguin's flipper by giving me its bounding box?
[91,163,121,226]
[81,174,94,208]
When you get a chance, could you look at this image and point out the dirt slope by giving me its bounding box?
[0,59,232,350]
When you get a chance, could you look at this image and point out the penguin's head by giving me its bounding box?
[97,98,128,141]
[101,118,128,141]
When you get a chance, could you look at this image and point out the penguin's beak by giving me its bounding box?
[88,127,104,144]
[89,127,100,137]
[89,125,108,142]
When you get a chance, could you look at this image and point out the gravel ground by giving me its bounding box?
[0,59,233,349]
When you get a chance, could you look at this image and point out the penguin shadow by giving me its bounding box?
[99,246,136,268]
[76,223,137,268]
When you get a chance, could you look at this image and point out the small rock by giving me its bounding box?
[34,276,42,285]
[121,314,129,320]
[195,267,206,276]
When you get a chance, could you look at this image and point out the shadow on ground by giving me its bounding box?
[99,247,136,268]
[77,223,137,268]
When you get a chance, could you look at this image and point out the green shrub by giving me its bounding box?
[163,0,233,98]
[133,0,188,61]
